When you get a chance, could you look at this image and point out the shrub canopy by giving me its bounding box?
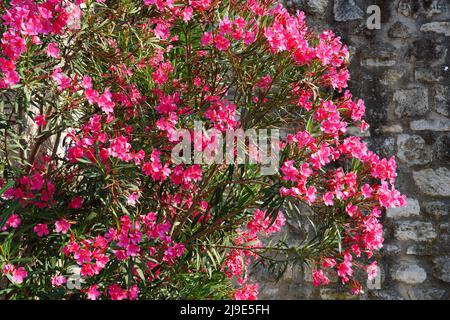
[0,0,405,299]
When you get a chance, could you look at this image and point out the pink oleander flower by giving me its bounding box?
[51,275,67,287]
[4,214,21,230]
[323,192,334,206]
[255,75,272,90]
[129,284,139,300]
[34,224,49,237]
[108,283,128,300]
[214,34,230,51]
[126,192,140,206]
[2,263,14,275]
[351,282,363,295]
[234,283,258,300]
[51,68,71,91]
[11,267,28,284]
[34,115,47,127]
[181,6,193,22]
[86,284,101,300]
[367,261,378,281]
[323,258,337,269]
[69,197,83,209]
[55,219,71,234]
[312,270,330,286]
[201,32,213,46]
[46,43,61,58]
[281,160,299,182]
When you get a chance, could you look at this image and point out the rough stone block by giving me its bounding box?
[382,244,401,255]
[415,68,445,83]
[391,263,427,284]
[407,288,446,299]
[395,221,437,241]
[435,85,450,117]
[334,0,363,21]
[396,134,431,165]
[420,22,450,36]
[433,133,450,162]
[411,115,450,131]
[394,88,429,118]
[388,21,410,38]
[380,124,403,134]
[432,256,450,283]
[424,201,450,220]
[387,197,421,219]
[406,244,437,256]
[304,0,329,13]
[413,168,450,196]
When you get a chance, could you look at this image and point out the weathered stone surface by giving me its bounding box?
[304,0,329,13]
[406,244,437,256]
[407,288,446,300]
[369,137,396,159]
[432,256,450,282]
[425,0,448,17]
[387,197,421,219]
[433,133,450,162]
[259,285,280,298]
[388,22,410,38]
[423,201,449,219]
[411,115,450,131]
[420,22,450,36]
[394,88,429,118]
[380,124,403,133]
[382,244,402,255]
[398,0,421,17]
[334,0,363,21]
[281,265,303,282]
[362,59,397,67]
[361,43,399,68]
[395,221,437,241]
[287,284,316,299]
[415,68,445,83]
[380,69,406,86]
[368,289,404,300]
[413,168,450,196]
[396,134,431,165]
[435,85,450,117]
[319,288,356,300]
[391,263,427,284]
[408,39,447,62]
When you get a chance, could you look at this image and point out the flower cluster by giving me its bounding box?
[0,0,82,88]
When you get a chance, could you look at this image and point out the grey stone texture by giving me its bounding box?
[257,0,450,300]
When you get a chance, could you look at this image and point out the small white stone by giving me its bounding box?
[383,244,401,255]
[420,22,450,36]
[362,59,397,67]
[381,124,403,133]
[391,263,427,284]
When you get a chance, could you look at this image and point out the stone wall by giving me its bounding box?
[254,0,450,300]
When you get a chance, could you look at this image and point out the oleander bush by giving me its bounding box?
[0,0,405,299]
